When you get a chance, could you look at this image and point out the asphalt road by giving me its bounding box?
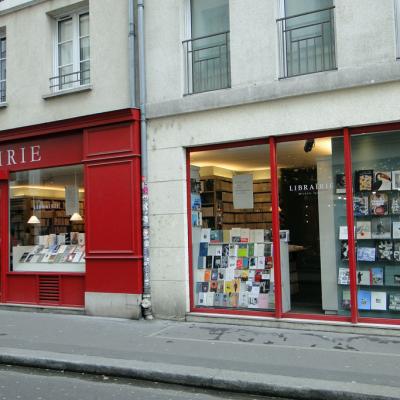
[0,365,291,400]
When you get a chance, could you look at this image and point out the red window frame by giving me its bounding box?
[186,125,400,326]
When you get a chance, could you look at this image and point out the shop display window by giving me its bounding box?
[276,136,351,316]
[9,165,85,273]
[189,144,289,312]
[351,132,400,319]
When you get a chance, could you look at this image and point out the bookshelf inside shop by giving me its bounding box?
[200,176,272,230]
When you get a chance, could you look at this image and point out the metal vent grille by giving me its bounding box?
[38,276,60,304]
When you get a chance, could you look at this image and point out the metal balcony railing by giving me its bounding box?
[49,69,90,93]
[183,31,230,95]
[277,6,336,78]
[0,81,5,103]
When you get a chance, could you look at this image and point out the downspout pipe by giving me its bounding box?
[137,0,153,320]
[128,0,136,108]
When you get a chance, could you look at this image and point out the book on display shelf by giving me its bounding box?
[371,217,391,239]
[371,291,387,311]
[355,170,373,192]
[370,193,389,216]
[373,171,391,191]
[353,195,369,216]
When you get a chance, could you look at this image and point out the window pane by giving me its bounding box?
[351,131,400,319]
[80,60,90,84]
[0,38,5,58]
[79,13,89,37]
[10,165,85,273]
[283,0,335,76]
[58,65,74,89]
[58,18,73,43]
[0,59,5,80]
[80,36,90,61]
[58,41,73,67]
[189,144,278,312]
[191,0,229,38]
[277,137,350,316]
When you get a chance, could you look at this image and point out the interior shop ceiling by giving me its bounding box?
[191,138,332,171]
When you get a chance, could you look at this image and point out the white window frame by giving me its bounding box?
[52,8,89,92]
[0,33,6,103]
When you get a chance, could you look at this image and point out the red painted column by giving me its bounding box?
[83,115,143,296]
[269,136,283,319]
[344,128,358,324]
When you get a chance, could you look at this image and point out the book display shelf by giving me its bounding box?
[10,197,85,273]
[337,170,400,316]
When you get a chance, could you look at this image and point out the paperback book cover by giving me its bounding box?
[200,228,211,243]
[197,256,205,269]
[392,193,400,215]
[253,229,265,243]
[257,256,265,269]
[197,293,206,306]
[370,193,389,216]
[199,242,208,257]
[353,195,369,216]
[371,291,387,310]
[204,270,211,281]
[236,258,243,269]
[373,171,391,191]
[254,243,265,257]
[357,270,371,286]
[205,256,213,269]
[242,257,249,269]
[238,291,249,308]
[264,243,273,257]
[376,240,393,261]
[249,257,257,269]
[394,242,400,262]
[342,290,351,310]
[371,217,391,239]
[336,173,346,194]
[211,269,218,281]
[214,293,223,306]
[357,290,371,310]
[240,228,250,243]
[338,267,350,285]
[224,281,233,294]
[210,230,223,243]
[213,256,222,269]
[221,256,229,268]
[228,244,238,257]
[357,247,375,262]
[230,228,241,243]
[257,293,269,309]
[339,226,348,240]
[229,293,239,307]
[389,293,400,311]
[228,256,237,269]
[393,222,400,239]
[222,244,230,256]
[217,280,224,293]
[341,241,349,261]
[210,281,218,292]
[247,243,255,257]
[356,221,371,239]
[201,282,209,292]
[237,244,248,257]
[205,293,214,306]
[355,170,373,192]
[392,170,400,190]
[371,267,384,286]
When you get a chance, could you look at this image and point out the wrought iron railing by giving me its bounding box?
[277,7,336,78]
[49,69,90,93]
[0,81,5,103]
[183,31,230,95]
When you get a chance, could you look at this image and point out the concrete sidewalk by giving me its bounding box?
[0,310,399,400]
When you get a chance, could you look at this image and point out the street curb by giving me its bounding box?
[0,351,398,400]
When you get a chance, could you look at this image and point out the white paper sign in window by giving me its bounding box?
[233,174,254,209]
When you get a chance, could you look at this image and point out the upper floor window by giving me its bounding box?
[277,0,336,78]
[183,0,230,95]
[0,33,6,103]
[50,11,90,92]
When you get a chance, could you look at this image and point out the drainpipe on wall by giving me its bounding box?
[137,0,153,320]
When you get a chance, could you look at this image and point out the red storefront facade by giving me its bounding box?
[0,108,142,314]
